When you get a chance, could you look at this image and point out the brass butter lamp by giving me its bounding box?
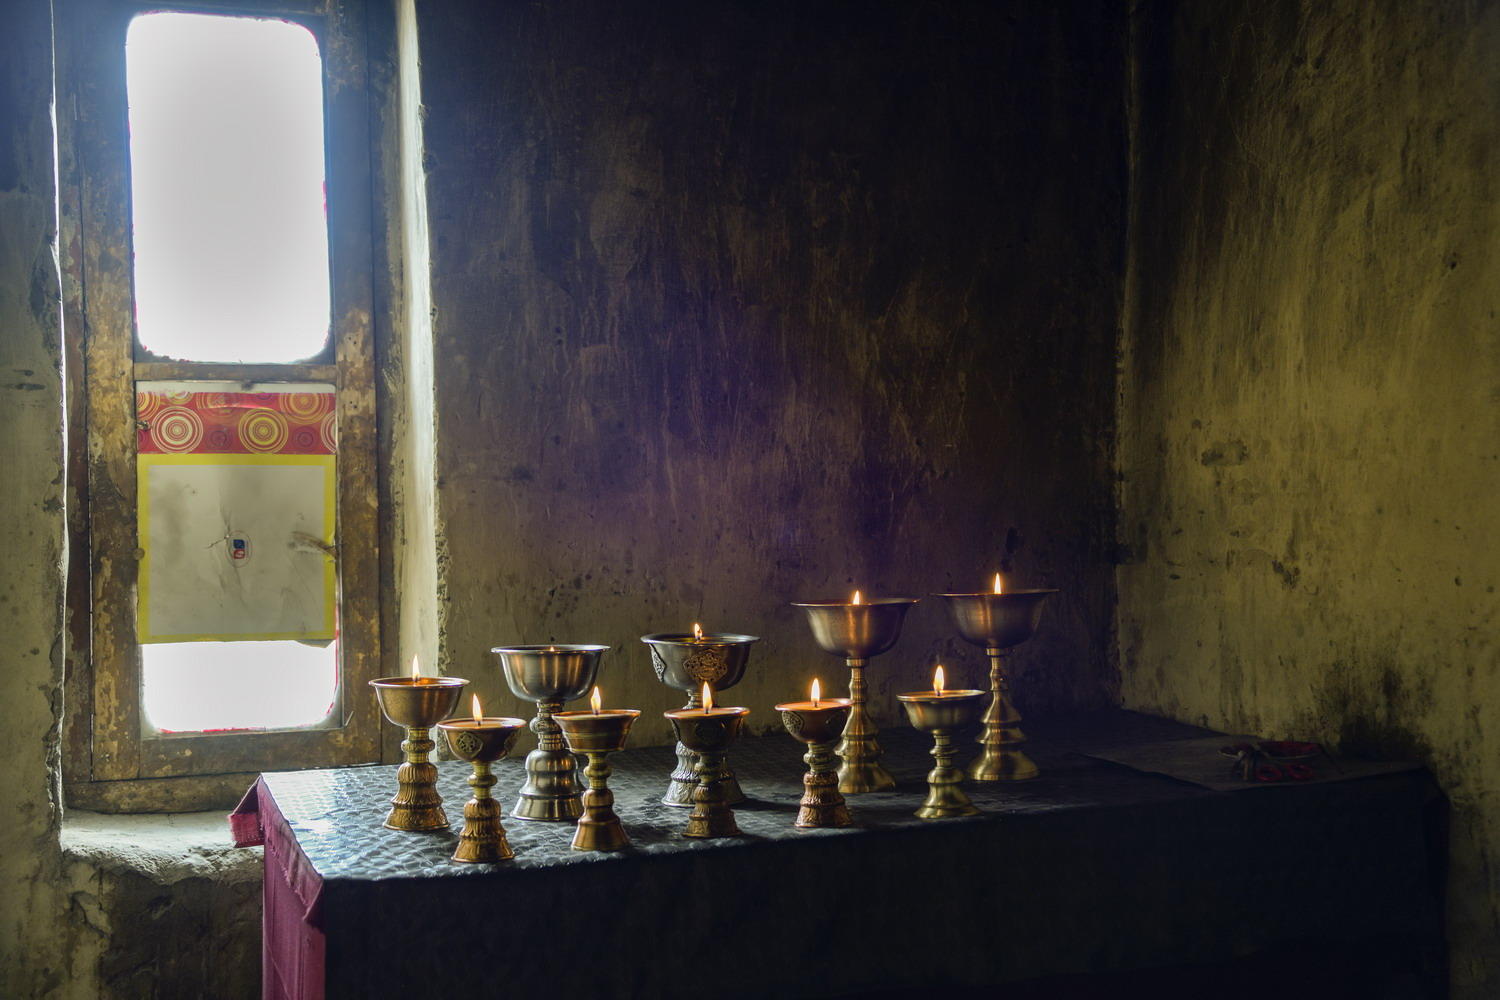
[934,575,1057,781]
[792,591,918,793]
[898,665,986,819]
[436,696,526,862]
[369,659,468,831]
[556,687,640,852]
[776,678,852,828]
[493,643,606,822]
[641,625,758,807]
[664,684,750,838]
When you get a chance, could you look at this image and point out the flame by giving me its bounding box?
[472,694,482,725]
[934,665,946,696]
[692,622,703,641]
[410,656,421,681]
[993,573,1003,595]
[852,589,863,605]
[811,678,821,707]
[547,645,556,653]
[591,686,602,715]
[702,683,714,712]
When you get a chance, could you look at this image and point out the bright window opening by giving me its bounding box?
[126,13,331,363]
[143,640,338,733]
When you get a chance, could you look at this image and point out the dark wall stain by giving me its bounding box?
[417,0,1129,729]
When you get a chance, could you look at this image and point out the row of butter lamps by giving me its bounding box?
[370,577,1055,862]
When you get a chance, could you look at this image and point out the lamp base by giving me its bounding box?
[452,795,514,862]
[916,729,980,820]
[967,744,1039,782]
[796,763,851,829]
[684,749,742,839]
[664,743,746,807]
[384,734,449,832]
[572,755,630,852]
[512,742,583,822]
[836,752,896,795]
[970,653,1039,782]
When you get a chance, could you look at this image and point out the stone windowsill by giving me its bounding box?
[62,810,261,884]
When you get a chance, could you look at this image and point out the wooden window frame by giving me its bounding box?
[59,0,384,809]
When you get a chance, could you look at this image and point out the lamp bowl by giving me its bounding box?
[435,717,527,762]
[897,690,987,732]
[492,645,607,703]
[933,589,1057,649]
[775,699,851,745]
[664,708,749,753]
[641,633,758,694]
[556,709,641,753]
[791,597,919,659]
[370,676,468,728]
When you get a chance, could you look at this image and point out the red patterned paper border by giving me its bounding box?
[137,390,336,455]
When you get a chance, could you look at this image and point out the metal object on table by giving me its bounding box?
[435,715,526,862]
[555,705,641,852]
[369,675,469,831]
[641,630,758,807]
[897,684,987,819]
[775,694,852,829]
[664,703,750,838]
[934,586,1057,782]
[493,644,606,822]
[791,596,918,794]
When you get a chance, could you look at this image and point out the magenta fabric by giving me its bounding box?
[230,778,327,1000]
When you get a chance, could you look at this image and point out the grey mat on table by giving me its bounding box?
[262,724,1104,882]
[253,711,1443,1000]
[258,711,1418,882]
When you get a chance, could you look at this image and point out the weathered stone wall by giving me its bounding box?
[416,0,1128,746]
[1119,1,1500,994]
[0,0,73,993]
[61,813,261,1000]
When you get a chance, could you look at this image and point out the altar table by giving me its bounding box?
[230,711,1444,999]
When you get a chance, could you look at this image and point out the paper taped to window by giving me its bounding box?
[135,384,336,643]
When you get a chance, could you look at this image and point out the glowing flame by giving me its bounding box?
[692,622,703,641]
[591,686,602,715]
[993,573,1003,595]
[852,590,863,605]
[934,665,946,696]
[472,694,482,725]
[811,678,821,707]
[702,683,714,712]
[547,645,556,653]
[410,656,421,681]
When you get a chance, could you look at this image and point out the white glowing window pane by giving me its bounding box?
[126,14,330,363]
[143,641,337,733]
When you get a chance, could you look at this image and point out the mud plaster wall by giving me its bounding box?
[1119,1,1500,994]
[0,0,74,993]
[382,0,442,683]
[416,0,1127,746]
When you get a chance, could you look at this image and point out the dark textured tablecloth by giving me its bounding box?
[232,711,1444,1000]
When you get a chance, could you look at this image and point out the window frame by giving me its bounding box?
[59,0,384,806]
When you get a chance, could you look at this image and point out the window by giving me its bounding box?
[59,0,384,807]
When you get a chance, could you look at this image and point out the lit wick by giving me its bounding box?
[852,589,863,605]
[934,665,946,696]
[692,622,704,642]
[993,573,1003,595]
[702,683,714,713]
[811,678,821,708]
[472,693,483,725]
[411,656,421,682]
[591,686,602,715]
[547,645,556,653]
